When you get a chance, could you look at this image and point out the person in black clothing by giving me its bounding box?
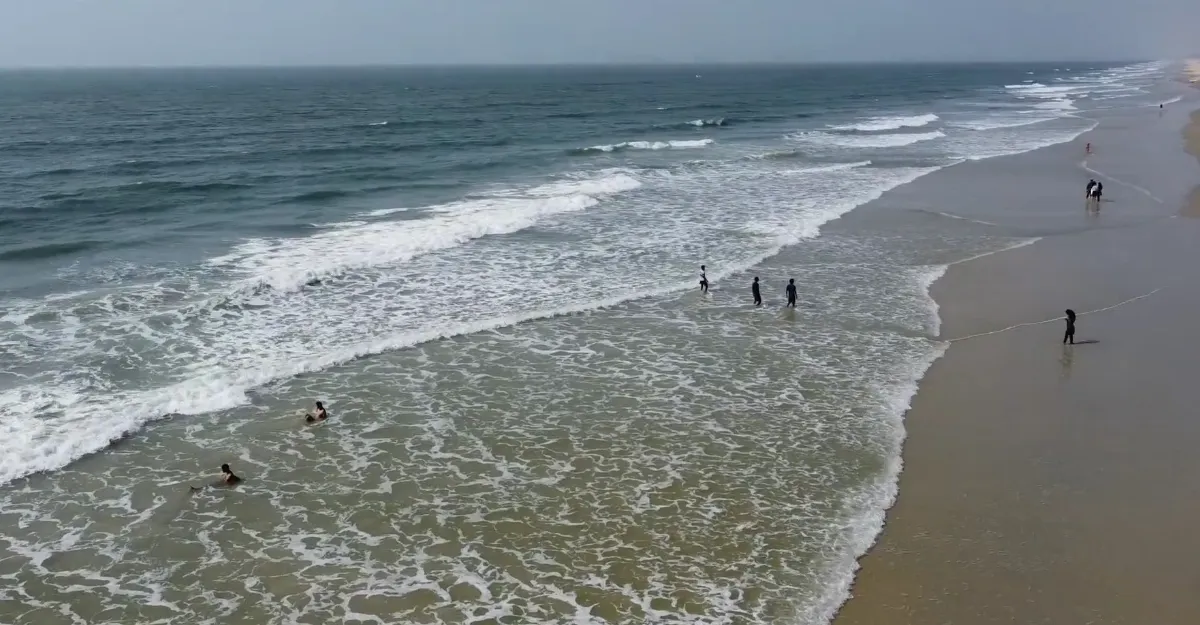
[190,463,243,492]
[305,401,328,423]
[699,265,709,294]
[751,277,762,306]
[1063,309,1076,344]
[1086,179,1096,199]
[219,463,242,485]
[1091,181,1103,202]
[785,279,797,308]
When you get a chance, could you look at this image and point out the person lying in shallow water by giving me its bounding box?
[190,463,242,492]
[305,401,328,423]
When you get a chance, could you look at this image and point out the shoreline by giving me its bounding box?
[832,93,1200,621]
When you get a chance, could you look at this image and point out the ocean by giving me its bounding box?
[0,62,1176,624]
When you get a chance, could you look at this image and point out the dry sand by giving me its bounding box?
[833,105,1200,624]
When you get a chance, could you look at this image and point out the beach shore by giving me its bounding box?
[1186,59,1200,84]
[832,97,1200,623]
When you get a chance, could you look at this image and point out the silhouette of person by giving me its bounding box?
[751,277,762,306]
[699,265,709,294]
[785,279,797,308]
[306,401,328,423]
[1063,309,1076,344]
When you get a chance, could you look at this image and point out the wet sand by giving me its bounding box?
[834,102,1200,624]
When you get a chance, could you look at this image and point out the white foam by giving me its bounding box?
[949,116,1054,131]
[580,139,713,152]
[793,130,945,149]
[798,342,945,625]
[687,118,726,127]
[1006,83,1078,97]
[953,118,1098,162]
[518,170,644,198]
[208,171,641,292]
[830,113,938,132]
[1034,98,1076,111]
[0,163,940,486]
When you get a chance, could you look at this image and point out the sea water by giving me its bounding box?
[0,61,1175,624]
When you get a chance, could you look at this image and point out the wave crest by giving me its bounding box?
[791,130,945,149]
[574,139,714,153]
[830,113,939,132]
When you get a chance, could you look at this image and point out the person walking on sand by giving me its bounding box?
[751,277,762,306]
[785,278,797,308]
[699,265,709,294]
[1063,309,1076,345]
[1086,179,1096,200]
[1085,142,1091,154]
[1091,181,1103,203]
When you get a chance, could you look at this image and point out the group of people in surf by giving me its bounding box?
[1085,178,1104,208]
[192,401,328,491]
[699,265,798,308]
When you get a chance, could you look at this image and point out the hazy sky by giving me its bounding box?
[0,0,1196,67]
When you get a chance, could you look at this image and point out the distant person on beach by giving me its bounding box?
[1085,142,1091,154]
[785,279,797,308]
[1091,181,1103,202]
[752,277,762,306]
[1063,309,1076,344]
[1086,179,1096,199]
[305,401,328,423]
[699,265,709,293]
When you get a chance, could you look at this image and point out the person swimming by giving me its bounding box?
[785,278,797,308]
[1063,309,1076,345]
[699,265,709,293]
[305,401,328,423]
[751,277,762,306]
[220,463,242,485]
[191,463,242,491]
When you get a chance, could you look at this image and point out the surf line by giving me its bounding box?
[1079,158,1165,205]
[942,287,1162,343]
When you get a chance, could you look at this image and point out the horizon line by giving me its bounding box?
[0,59,1158,71]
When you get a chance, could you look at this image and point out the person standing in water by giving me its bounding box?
[751,277,762,306]
[785,278,797,308]
[699,265,709,294]
[1063,309,1076,345]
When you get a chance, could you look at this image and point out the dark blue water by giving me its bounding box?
[0,63,1134,289]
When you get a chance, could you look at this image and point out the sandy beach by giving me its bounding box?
[833,86,1200,622]
[1187,59,1200,84]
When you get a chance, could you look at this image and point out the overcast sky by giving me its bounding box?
[0,0,1196,67]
